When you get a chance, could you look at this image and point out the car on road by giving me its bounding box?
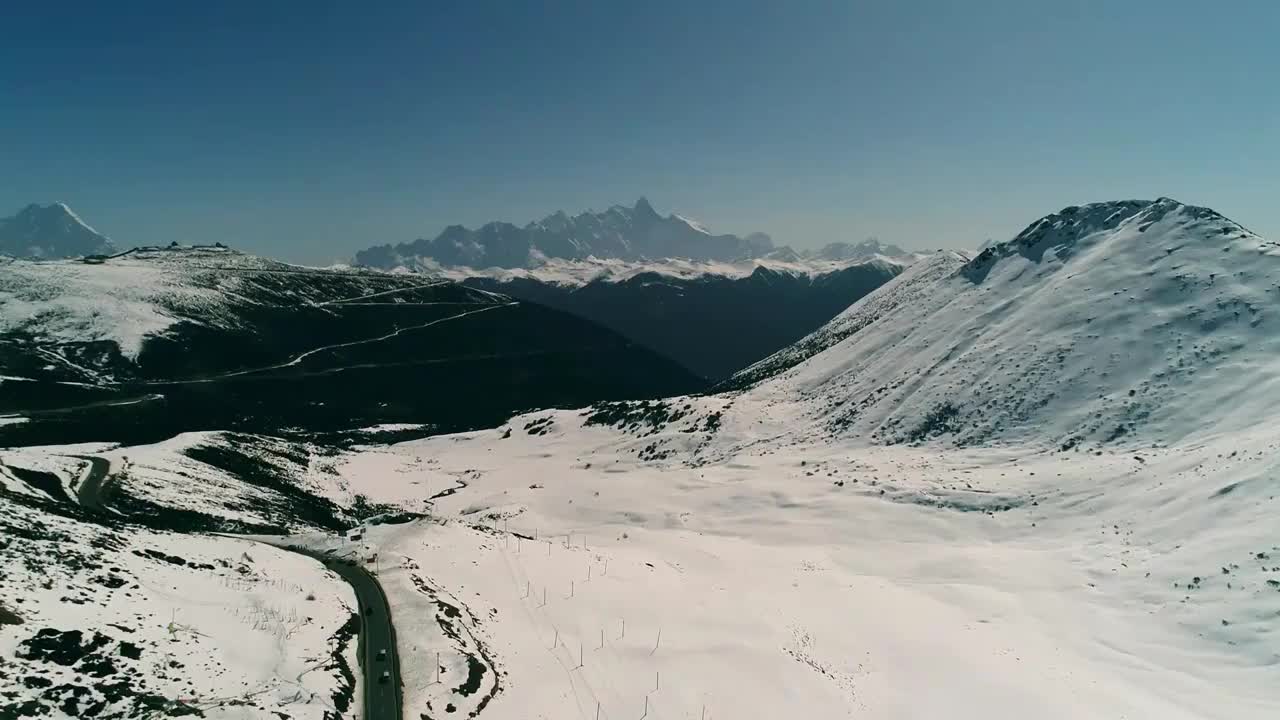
[379,670,391,684]
[376,649,387,661]
[365,605,373,616]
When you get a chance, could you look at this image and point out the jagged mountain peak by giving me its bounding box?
[354,198,775,270]
[807,237,914,262]
[633,196,658,218]
[0,202,117,259]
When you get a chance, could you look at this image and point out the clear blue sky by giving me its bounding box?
[3,1,1276,263]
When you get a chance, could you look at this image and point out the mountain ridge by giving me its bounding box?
[0,202,117,259]
[0,246,706,446]
[729,197,1278,448]
[354,198,918,271]
[459,257,904,381]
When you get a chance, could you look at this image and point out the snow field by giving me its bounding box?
[326,407,1280,719]
[0,490,361,719]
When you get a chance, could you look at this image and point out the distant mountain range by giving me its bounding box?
[354,198,916,271]
[350,198,919,381]
[0,199,919,388]
[0,198,917,271]
[0,203,116,259]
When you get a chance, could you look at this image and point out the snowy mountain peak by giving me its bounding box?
[967,197,1253,283]
[0,202,117,259]
[808,237,915,262]
[354,198,777,270]
[740,197,1274,447]
[633,196,658,218]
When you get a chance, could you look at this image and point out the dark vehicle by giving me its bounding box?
[376,648,387,661]
[365,605,373,616]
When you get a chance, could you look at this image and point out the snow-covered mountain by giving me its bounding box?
[8,197,1279,720]
[733,197,1279,448]
[355,197,777,270]
[0,245,704,446]
[0,203,117,259]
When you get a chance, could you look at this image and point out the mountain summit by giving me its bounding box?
[0,202,116,259]
[809,237,914,262]
[354,199,776,270]
[734,197,1278,447]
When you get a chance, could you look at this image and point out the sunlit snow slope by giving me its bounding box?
[734,197,1280,448]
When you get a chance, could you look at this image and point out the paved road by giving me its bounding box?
[73,456,404,720]
[316,553,404,720]
[74,455,114,512]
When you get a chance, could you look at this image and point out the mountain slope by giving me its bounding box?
[0,453,361,719]
[0,247,705,446]
[0,203,116,259]
[727,251,970,389]
[355,198,776,270]
[459,259,904,381]
[733,197,1278,447]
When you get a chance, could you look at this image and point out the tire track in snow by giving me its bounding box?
[312,280,453,306]
[145,301,517,386]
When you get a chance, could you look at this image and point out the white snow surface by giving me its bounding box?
[0,494,360,719]
[0,250,244,360]
[303,401,1280,720]
[415,254,911,288]
[52,202,105,238]
[739,198,1280,447]
[0,246,420,364]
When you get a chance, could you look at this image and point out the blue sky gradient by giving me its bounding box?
[3,1,1276,263]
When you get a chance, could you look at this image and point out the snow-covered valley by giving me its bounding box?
[3,197,1279,719]
[276,392,1278,719]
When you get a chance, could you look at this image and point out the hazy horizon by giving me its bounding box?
[4,1,1276,264]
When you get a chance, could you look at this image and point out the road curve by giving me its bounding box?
[311,551,404,720]
[74,455,114,512]
[73,457,404,720]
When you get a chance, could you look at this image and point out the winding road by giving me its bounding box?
[72,456,404,719]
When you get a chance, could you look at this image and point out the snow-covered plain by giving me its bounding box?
[299,401,1278,720]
